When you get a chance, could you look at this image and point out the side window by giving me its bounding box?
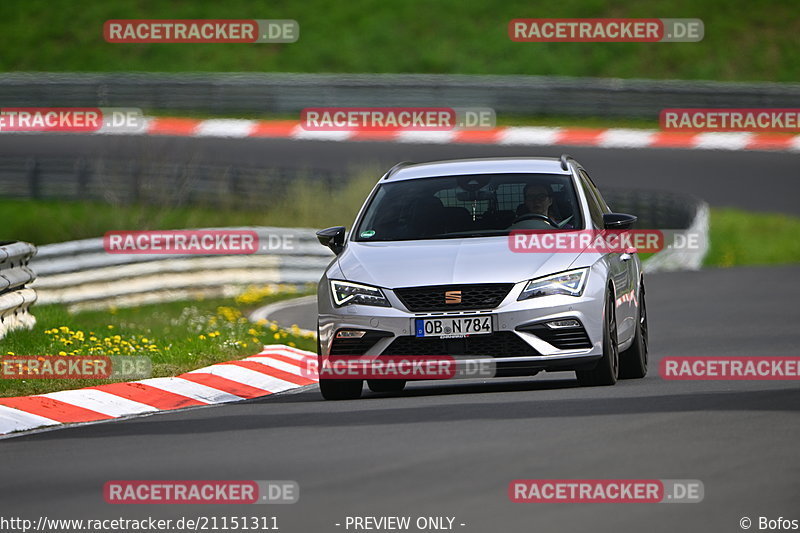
[580,170,611,213]
[578,171,605,228]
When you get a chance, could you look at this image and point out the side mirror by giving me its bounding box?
[316,226,346,255]
[603,213,637,230]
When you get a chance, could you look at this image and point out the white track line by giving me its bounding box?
[195,119,257,138]
[138,377,242,403]
[0,406,61,433]
[246,356,313,377]
[185,364,298,393]
[693,132,753,150]
[396,131,455,143]
[40,389,159,417]
[498,127,561,145]
[600,128,657,148]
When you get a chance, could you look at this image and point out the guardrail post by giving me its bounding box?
[75,157,88,198]
[229,166,240,196]
[26,157,40,199]
[129,160,140,204]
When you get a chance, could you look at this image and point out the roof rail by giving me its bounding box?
[383,161,413,180]
[559,153,573,171]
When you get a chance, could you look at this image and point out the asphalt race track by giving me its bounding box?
[3,268,799,531]
[1,137,799,532]
[2,133,799,214]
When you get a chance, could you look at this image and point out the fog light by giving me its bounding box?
[546,319,580,329]
[336,330,367,339]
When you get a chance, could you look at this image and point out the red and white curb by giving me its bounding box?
[115,118,800,152]
[0,344,317,437]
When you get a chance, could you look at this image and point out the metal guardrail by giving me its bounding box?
[0,242,38,339]
[1,72,799,118]
[0,152,703,215]
[0,156,347,207]
[31,227,333,312]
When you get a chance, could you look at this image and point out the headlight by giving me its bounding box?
[518,268,589,300]
[330,280,391,307]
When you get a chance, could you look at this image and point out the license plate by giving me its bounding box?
[415,316,493,338]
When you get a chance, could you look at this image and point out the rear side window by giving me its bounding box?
[578,171,605,228]
[580,170,611,213]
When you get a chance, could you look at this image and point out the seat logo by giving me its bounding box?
[445,290,462,304]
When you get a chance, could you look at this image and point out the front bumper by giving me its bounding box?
[318,274,607,375]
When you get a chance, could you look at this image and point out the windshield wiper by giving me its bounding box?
[427,231,509,239]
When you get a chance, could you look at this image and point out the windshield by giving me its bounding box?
[354,173,584,242]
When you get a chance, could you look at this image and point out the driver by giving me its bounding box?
[521,183,552,217]
[515,183,574,228]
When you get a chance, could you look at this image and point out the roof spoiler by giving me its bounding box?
[383,161,413,180]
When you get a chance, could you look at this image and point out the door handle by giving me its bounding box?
[620,253,632,262]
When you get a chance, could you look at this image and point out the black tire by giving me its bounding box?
[367,380,406,393]
[576,290,619,387]
[619,282,648,379]
[317,336,363,400]
[319,379,363,400]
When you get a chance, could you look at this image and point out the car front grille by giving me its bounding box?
[381,332,539,357]
[394,283,513,312]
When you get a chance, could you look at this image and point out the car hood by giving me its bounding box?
[336,237,581,288]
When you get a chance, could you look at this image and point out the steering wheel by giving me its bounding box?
[512,213,558,227]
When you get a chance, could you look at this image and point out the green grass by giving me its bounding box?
[704,208,800,267]
[0,0,798,82]
[0,288,316,397]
